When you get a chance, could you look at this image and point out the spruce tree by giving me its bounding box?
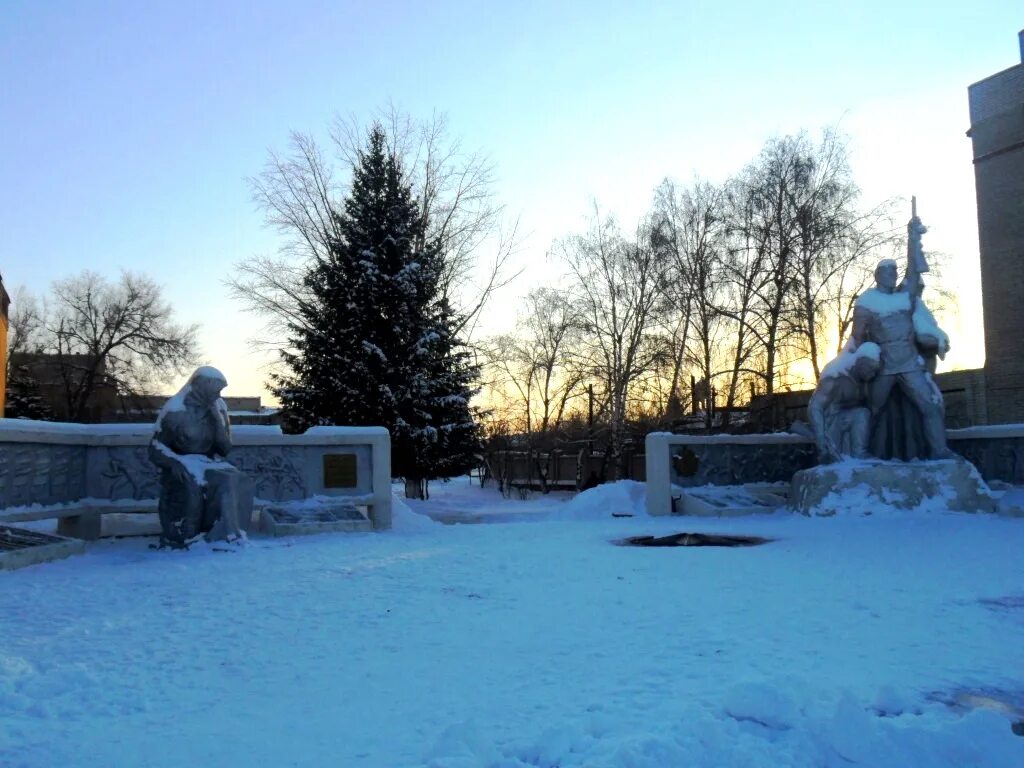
[4,365,54,421]
[275,125,481,497]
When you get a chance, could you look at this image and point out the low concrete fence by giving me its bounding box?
[484,449,646,493]
[645,432,816,516]
[0,420,392,536]
[645,425,1024,516]
[947,424,1024,487]
[484,449,581,492]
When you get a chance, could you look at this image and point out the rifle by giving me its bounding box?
[904,196,930,298]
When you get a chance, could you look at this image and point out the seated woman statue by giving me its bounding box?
[149,366,253,548]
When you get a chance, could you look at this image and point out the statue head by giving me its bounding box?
[188,366,228,406]
[874,259,899,293]
[851,342,881,381]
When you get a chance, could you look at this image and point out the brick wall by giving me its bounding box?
[969,44,1024,424]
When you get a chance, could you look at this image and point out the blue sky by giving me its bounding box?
[1,1,1021,396]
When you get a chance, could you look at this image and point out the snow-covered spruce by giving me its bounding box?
[273,126,481,498]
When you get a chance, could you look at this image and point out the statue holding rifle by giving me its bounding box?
[811,198,953,462]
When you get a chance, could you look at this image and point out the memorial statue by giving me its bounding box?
[807,342,881,463]
[791,200,997,513]
[811,199,953,463]
[149,366,253,548]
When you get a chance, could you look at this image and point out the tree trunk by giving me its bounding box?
[404,477,428,500]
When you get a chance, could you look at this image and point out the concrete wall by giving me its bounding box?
[645,432,817,516]
[0,420,392,529]
[646,425,1024,515]
[947,424,1024,488]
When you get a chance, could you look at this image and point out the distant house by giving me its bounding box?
[5,353,281,425]
[7,352,119,423]
[118,393,281,426]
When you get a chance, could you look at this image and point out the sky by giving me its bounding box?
[1,1,1021,399]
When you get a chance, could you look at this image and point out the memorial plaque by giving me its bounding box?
[323,453,358,488]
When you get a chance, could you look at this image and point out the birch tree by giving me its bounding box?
[557,205,664,478]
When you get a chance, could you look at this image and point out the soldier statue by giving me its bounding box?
[807,342,881,464]
[812,199,953,462]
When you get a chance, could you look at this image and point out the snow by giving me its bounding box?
[2,477,1023,767]
[913,300,950,358]
[150,440,235,484]
[998,488,1024,517]
[855,287,912,316]
[548,479,648,520]
[819,341,881,381]
[648,431,811,445]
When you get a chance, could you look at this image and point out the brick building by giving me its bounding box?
[6,352,279,425]
[967,29,1024,423]
[118,393,280,425]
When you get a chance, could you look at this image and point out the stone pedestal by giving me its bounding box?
[997,488,1024,517]
[791,458,997,516]
[205,469,255,540]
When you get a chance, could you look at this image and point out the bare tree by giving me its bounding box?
[652,178,729,430]
[5,286,45,376]
[4,287,51,419]
[648,183,693,422]
[736,134,813,394]
[483,287,587,486]
[18,271,199,422]
[715,130,885,395]
[780,130,903,380]
[557,205,664,479]
[487,292,585,432]
[228,107,521,357]
[643,305,692,421]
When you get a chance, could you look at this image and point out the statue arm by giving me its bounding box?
[148,415,194,478]
[149,415,183,468]
[148,438,177,470]
[148,433,190,482]
[851,303,870,347]
[211,403,232,457]
[903,263,923,301]
[808,383,841,462]
[912,298,950,359]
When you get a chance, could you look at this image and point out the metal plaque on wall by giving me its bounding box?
[322,453,358,488]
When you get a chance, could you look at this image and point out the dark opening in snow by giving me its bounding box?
[616,532,771,547]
